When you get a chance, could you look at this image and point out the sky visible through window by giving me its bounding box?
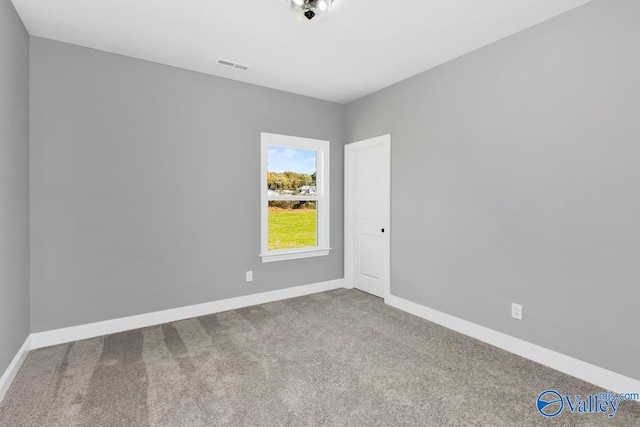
[267,146,316,174]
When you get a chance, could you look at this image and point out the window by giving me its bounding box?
[260,133,330,263]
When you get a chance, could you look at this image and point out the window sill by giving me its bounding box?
[260,247,331,263]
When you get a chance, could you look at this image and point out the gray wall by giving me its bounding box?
[0,0,30,374]
[22,0,639,381]
[30,37,346,332]
[346,0,640,380]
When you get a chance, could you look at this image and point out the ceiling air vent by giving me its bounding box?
[217,59,250,71]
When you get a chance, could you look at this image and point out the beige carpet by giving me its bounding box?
[1,289,639,426]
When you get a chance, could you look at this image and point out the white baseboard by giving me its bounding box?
[385,295,640,398]
[2,279,344,403]
[0,336,32,403]
[11,284,636,405]
[30,279,345,350]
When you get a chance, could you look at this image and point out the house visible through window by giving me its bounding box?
[260,133,330,263]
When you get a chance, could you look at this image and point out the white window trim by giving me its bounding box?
[260,133,331,263]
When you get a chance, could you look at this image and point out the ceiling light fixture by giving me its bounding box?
[288,0,334,22]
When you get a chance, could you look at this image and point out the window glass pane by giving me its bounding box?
[268,201,317,250]
[267,147,317,197]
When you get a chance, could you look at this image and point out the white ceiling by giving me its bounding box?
[12,0,592,104]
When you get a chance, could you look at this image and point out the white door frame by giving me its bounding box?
[344,134,391,300]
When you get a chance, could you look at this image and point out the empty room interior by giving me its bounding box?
[1,0,639,425]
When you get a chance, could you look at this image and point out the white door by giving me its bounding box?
[345,135,390,299]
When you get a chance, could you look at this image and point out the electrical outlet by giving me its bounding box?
[246,271,253,282]
[511,303,522,320]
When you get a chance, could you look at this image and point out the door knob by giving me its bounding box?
[381,228,385,233]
